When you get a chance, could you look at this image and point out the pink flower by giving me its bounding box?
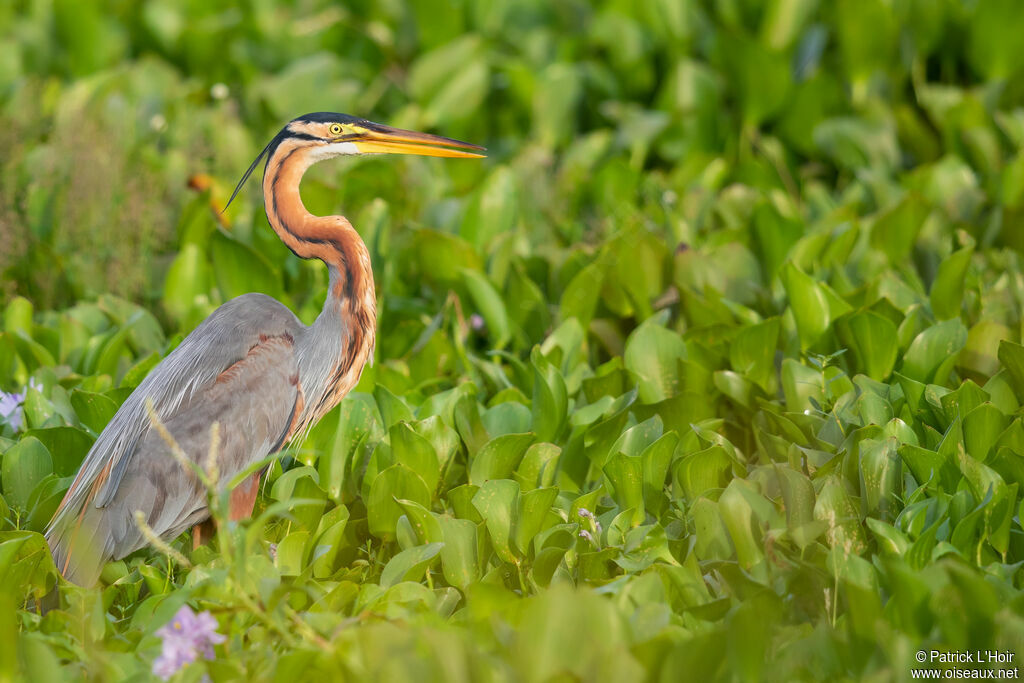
[152,606,225,680]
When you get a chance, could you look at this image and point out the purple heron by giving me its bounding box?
[45,113,484,585]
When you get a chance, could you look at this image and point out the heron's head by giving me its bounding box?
[226,112,484,209]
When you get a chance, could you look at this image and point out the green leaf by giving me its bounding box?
[513,487,558,557]
[623,319,687,403]
[718,480,766,572]
[780,262,851,349]
[380,543,443,588]
[603,453,645,526]
[460,269,511,349]
[469,433,533,486]
[870,194,927,262]
[929,243,974,320]
[389,422,441,496]
[673,445,733,500]
[729,318,780,391]
[438,516,479,590]
[900,319,968,384]
[396,499,444,545]
[835,311,898,380]
[1,438,52,511]
[962,403,1007,462]
[531,348,568,442]
[471,479,520,563]
[366,464,431,540]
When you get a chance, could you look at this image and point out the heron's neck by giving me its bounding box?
[263,141,377,419]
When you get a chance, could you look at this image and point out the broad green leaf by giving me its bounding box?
[469,433,533,486]
[513,487,558,557]
[623,319,687,403]
[835,311,898,380]
[471,479,520,563]
[396,499,444,545]
[366,464,431,540]
[438,516,479,590]
[929,242,974,320]
[900,319,968,384]
[603,454,644,526]
[1,438,52,510]
[460,269,511,349]
[380,543,443,588]
[389,422,441,496]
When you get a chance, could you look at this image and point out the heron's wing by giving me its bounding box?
[46,294,305,584]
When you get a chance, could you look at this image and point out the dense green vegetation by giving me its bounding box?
[3,0,1024,680]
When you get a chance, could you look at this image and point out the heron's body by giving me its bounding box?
[46,113,482,585]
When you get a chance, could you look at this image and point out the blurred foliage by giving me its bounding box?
[4,0,1024,680]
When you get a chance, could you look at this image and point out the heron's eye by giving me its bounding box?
[329,124,343,136]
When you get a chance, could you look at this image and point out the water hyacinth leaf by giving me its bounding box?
[962,403,1007,462]
[898,444,960,492]
[472,479,520,563]
[1,438,52,511]
[68,390,118,434]
[210,231,283,302]
[870,194,927,262]
[515,442,560,491]
[313,397,376,502]
[0,532,56,598]
[531,348,568,443]
[673,445,732,501]
[780,262,851,349]
[603,453,645,526]
[865,518,910,555]
[389,422,441,496]
[835,311,898,380]
[459,269,511,349]
[366,464,431,540]
[469,432,533,486]
[985,482,1017,555]
[447,484,482,523]
[373,385,414,430]
[640,432,677,517]
[929,242,974,321]
[311,510,350,579]
[513,487,558,557]
[899,319,968,384]
[814,477,867,553]
[22,427,93,477]
[559,262,604,328]
[274,531,310,576]
[395,498,444,545]
[623,319,687,403]
[717,480,766,572]
[775,466,819,548]
[858,438,902,519]
[162,244,211,324]
[380,543,443,588]
[729,317,780,391]
[438,516,479,590]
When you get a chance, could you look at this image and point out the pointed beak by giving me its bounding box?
[349,123,486,159]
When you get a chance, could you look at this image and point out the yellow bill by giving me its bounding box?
[348,123,486,158]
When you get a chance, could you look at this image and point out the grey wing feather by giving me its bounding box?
[46,293,305,585]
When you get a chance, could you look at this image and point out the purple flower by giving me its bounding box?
[577,507,594,520]
[0,379,41,432]
[152,606,225,680]
[469,314,485,331]
[578,529,595,544]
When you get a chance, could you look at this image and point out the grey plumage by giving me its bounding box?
[46,294,320,584]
